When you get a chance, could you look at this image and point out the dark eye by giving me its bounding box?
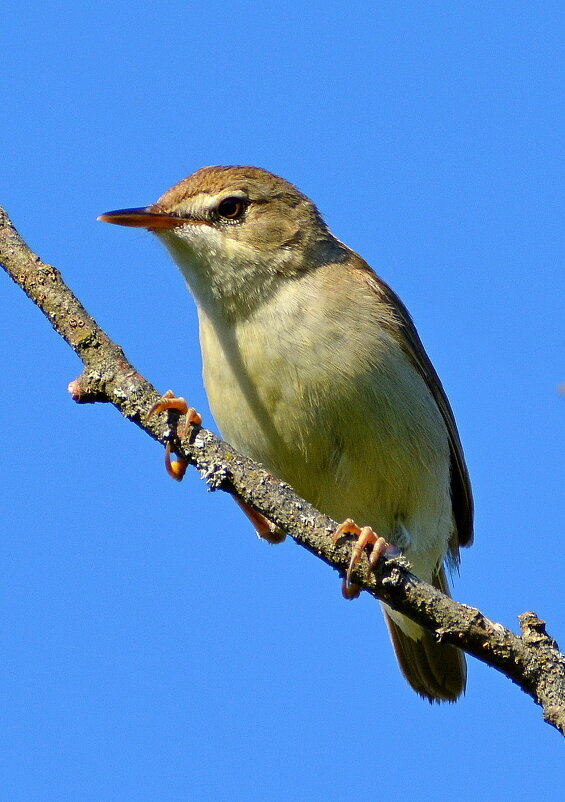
[217,197,246,220]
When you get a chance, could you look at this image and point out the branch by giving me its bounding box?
[2,205,564,735]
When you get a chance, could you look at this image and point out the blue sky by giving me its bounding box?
[2,3,563,799]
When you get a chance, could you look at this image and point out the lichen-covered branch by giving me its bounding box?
[2,205,564,735]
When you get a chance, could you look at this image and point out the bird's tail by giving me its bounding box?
[383,565,466,702]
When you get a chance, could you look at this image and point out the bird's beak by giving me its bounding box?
[97,206,187,230]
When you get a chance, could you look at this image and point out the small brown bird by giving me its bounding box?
[100,166,473,702]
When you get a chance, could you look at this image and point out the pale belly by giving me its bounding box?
[198,306,453,583]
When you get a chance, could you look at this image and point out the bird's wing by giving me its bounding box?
[358,263,474,558]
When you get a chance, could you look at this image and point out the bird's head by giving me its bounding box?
[99,166,338,319]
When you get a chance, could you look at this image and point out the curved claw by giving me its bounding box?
[164,441,187,482]
[147,390,202,436]
[340,579,362,600]
[147,389,188,419]
[332,518,390,598]
[147,390,202,482]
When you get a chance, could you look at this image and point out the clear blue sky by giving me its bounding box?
[2,3,563,799]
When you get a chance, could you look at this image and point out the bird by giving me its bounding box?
[99,165,473,702]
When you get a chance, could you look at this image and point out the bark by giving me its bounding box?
[2,206,564,735]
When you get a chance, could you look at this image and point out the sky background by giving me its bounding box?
[1,3,564,799]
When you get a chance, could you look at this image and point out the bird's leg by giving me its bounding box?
[332,518,399,599]
[146,389,202,481]
[233,496,287,544]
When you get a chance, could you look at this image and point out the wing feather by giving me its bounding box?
[356,261,474,557]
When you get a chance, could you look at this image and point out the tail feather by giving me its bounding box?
[383,565,466,703]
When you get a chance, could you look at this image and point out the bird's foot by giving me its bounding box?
[146,389,202,481]
[234,497,286,544]
[332,518,399,599]
[145,390,285,544]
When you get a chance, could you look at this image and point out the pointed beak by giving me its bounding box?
[97,206,187,230]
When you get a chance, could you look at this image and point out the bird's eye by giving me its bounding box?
[217,197,246,220]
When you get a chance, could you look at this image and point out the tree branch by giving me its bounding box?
[2,205,564,735]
